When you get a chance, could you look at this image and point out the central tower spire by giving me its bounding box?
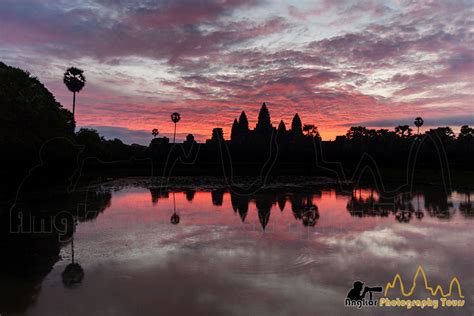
[255,102,272,134]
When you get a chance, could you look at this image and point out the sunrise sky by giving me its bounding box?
[1,0,473,144]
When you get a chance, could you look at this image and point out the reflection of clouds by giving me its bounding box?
[31,187,474,316]
[321,226,419,260]
[392,224,431,236]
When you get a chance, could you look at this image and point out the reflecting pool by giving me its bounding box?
[1,178,473,315]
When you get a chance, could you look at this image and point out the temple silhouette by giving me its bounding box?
[146,185,472,229]
[205,102,316,147]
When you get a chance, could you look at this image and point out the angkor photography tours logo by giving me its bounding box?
[345,266,465,311]
[345,280,383,308]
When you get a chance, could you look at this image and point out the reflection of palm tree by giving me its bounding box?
[459,191,473,218]
[395,210,412,223]
[347,188,375,217]
[62,262,84,286]
[150,188,169,205]
[423,187,453,219]
[394,193,415,223]
[171,112,181,143]
[414,117,424,136]
[63,67,86,121]
[414,193,424,220]
[302,204,319,227]
[170,213,180,224]
[170,192,180,224]
[62,219,84,286]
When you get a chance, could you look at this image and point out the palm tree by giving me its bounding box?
[171,112,181,143]
[63,67,86,121]
[414,117,424,136]
[152,128,159,138]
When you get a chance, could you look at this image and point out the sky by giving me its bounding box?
[1,0,473,144]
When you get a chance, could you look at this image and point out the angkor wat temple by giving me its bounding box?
[206,102,319,147]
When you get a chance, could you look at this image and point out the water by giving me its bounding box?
[1,179,473,315]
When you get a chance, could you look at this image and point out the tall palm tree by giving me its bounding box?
[152,128,159,138]
[414,117,424,136]
[63,67,86,122]
[171,112,181,143]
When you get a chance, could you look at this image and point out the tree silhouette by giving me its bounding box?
[171,112,181,143]
[346,126,369,140]
[152,128,159,138]
[414,117,424,136]
[1,62,75,146]
[303,124,320,138]
[394,125,412,138]
[184,134,195,144]
[63,67,86,122]
[425,127,456,144]
[459,125,474,139]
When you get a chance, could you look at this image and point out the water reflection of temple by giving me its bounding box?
[150,188,169,205]
[149,186,474,228]
[2,183,473,313]
[230,193,250,222]
[211,189,225,206]
[255,194,273,230]
[185,189,196,201]
[344,186,473,222]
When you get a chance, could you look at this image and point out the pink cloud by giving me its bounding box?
[0,0,472,143]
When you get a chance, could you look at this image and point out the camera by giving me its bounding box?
[364,286,383,300]
[365,286,383,292]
